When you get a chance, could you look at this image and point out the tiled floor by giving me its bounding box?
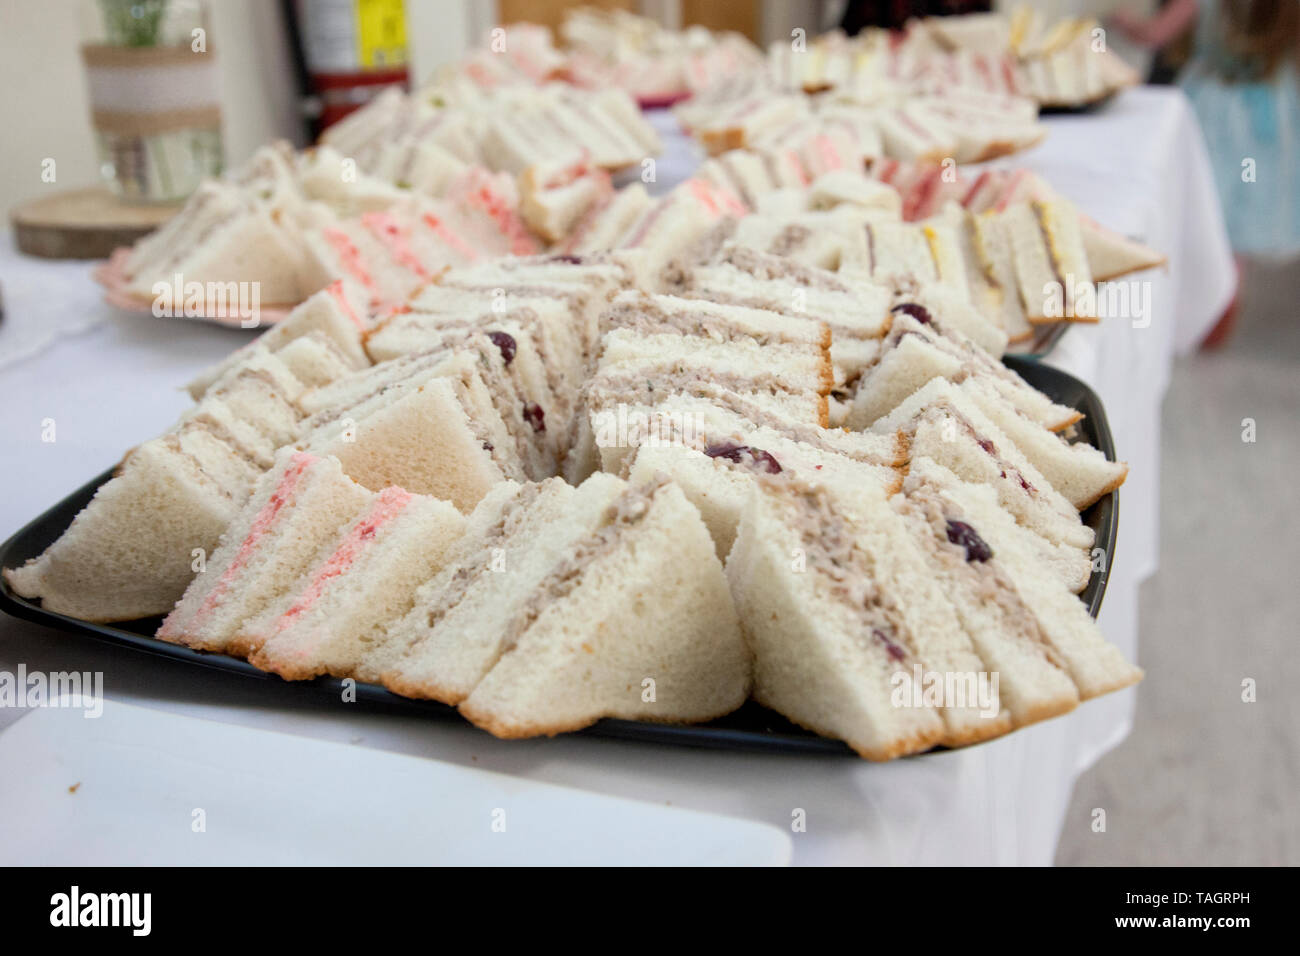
[1056,259,1300,865]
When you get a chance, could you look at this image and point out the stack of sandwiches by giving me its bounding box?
[154,453,751,738]
[18,114,1153,756]
[112,148,545,316]
[6,282,372,620]
[681,86,1046,167]
[326,81,661,178]
[561,7,764,104]
[757,5,1137,110]
[1001,8,1140,108]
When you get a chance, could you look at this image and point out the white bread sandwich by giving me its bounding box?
[184,280,371,400]
[519,154,614,243]
[560,181,654,254]
[156,451,372,652]
[616,178,747,284]
[805,168,903,216]
[673,245,893,414]
[846,307,1076,432]
[317,325,565,479]
[694,94,808,155]
[5,432,253,621]
[240,487,465,677]
[874,103,960,164]
[904,453,1092,594]
[999,197,1095,322]
[867,377,1094,551]
[934,202,1036,343]
[726,475,1012,760]
[957,376,1127,510]
[622,409,904,557]
[903,455,1142,695]
[1079,217,1167,281]
[378,474,751,738]
[298,353,530,511]
[730,206,874,272]
[477,86,660,174]
[891,468,1079,725]
[120,180,319,308]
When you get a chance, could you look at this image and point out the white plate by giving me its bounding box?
[0,695,792,866]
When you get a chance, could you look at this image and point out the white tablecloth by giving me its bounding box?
[0,86,1233,865]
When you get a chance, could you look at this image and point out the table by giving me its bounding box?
[0,86,1234,865]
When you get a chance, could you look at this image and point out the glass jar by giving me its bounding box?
[81,0,224,202]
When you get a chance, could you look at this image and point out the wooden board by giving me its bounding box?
[11,187,179,260]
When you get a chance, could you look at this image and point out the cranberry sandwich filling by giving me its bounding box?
[704,442,783,474]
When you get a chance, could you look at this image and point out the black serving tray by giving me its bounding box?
[0,357,1117,756]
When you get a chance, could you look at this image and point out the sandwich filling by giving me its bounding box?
[499,477,669,653]
[779,483,917,668]
[424,482,549,632]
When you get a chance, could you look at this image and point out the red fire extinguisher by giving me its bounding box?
[282,0,410,139]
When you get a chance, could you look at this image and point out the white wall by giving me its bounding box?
[0,0,482,216]
[407,0,484,84]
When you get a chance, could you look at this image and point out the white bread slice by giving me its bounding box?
[519,156,614,243]
[599,329,834,398]
[626,437,900,559]
[958,377,1127,510]
[846,311,1078,431]
[457,476,750,738]
[892,484,1081,725]
[904,455,1090,592]
[4,436,244,622]
[806,169,902,215]
[870,378,1094,550]
[906,456,1142,696]
[244,488,465,679]
[726,477,1010,759]
[304,370,519,511]
[123,189,314,307]
[156,451,372,651]
[563,182,654,253]
[369,477,589,695]
[875,103,958,164]
[965,207,1035,343]
[1001,198,1096,323]
[273,332,359,390]
[184,279,370,400]
[1080,217,1166,281]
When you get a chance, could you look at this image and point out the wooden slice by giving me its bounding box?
[11,187,180,260]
